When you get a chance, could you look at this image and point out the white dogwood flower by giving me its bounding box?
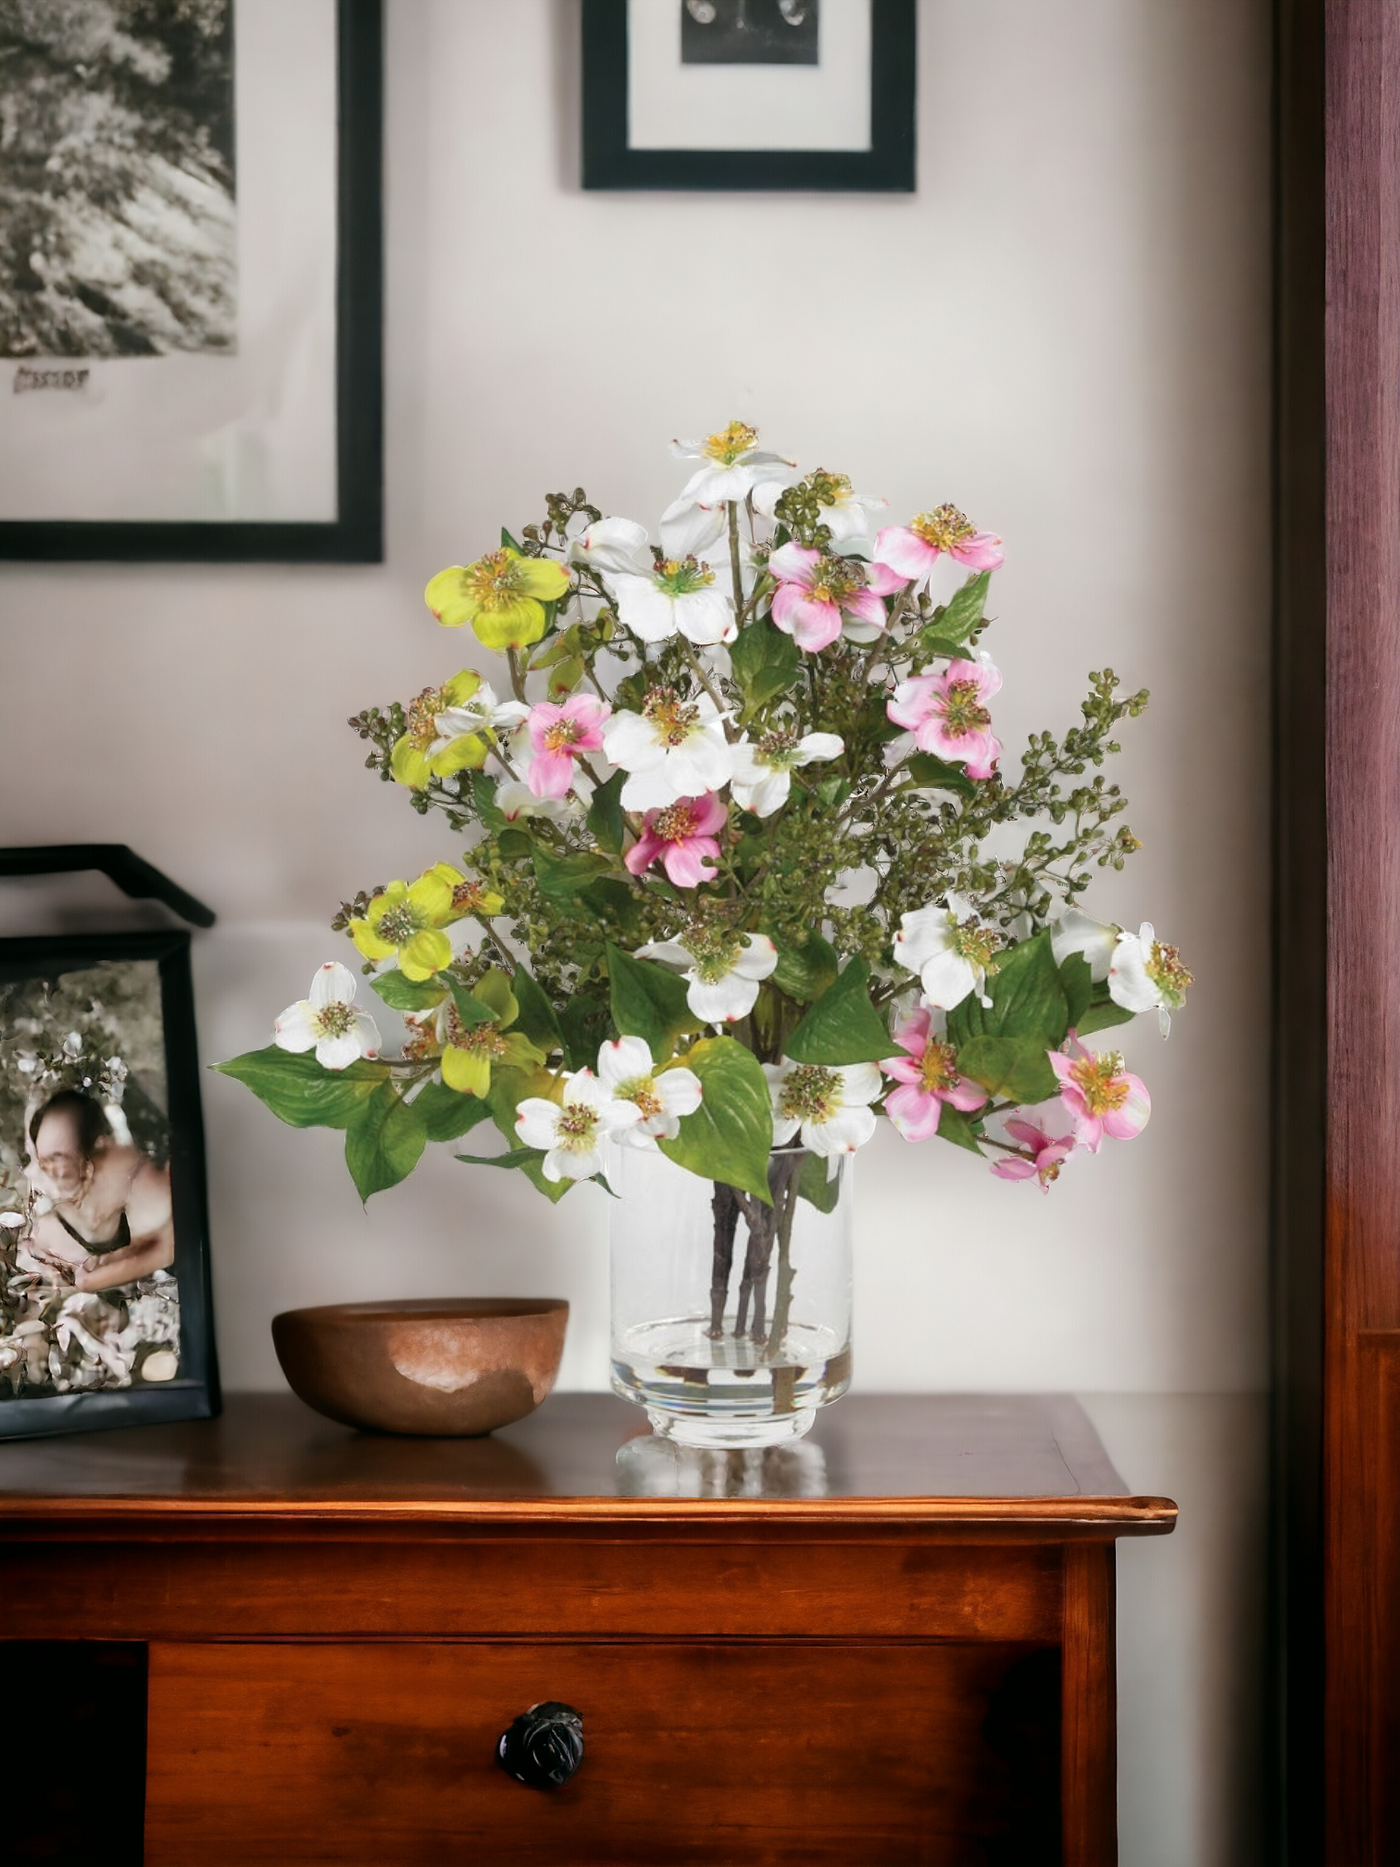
[1050,907,1118,984]
[514,1068,641,1181]
[596,1036,703,1145]
[274,962,381,1070]
[602,688,733,809]
[1108,922,1194,1036]
[612,558,736,648]
[638,933,778,1025]
[730,729,843,818]
[764,1059,883,1156]
[893,893,1003,1010]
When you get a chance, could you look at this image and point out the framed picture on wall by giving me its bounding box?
[0,929,219,1441]
[581,0,916,191]
[0,0,382,564]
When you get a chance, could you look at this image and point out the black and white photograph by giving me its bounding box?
[0,0,383,563]
[582,0,914,192]
[0,0,238,362]
[681,0,820,66]
[0,933,217,1437]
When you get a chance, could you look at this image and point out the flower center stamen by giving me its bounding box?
[405,685,448,749]
[1147,942,1193,1007]
[463,549,526,610]
[312,1002,355,1039]
[918,1038,961,1095]
[779,1064,841,1125]
[452,881,488,914]
[702,420,758,465]
[617,1074,662,1122]
[653,801,700,843]
[446,1010,507,1057]
[950,918,1003,972]
[377,904,421,944]
[911,504,977,551]
[656,556,716,596]
[643,685,701,747]
[556,1101,599,1150]
[756,728,798,771]
[542,719,581,753]
[1069,1051,1130,1115]
[939,680,991,736]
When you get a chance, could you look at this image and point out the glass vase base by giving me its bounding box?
[641,1406,815,1449]
[610,1314,850,1452]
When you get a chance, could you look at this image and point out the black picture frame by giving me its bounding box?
[0,931,220,1440]
[0,0,383,565]
[582,0,915,192]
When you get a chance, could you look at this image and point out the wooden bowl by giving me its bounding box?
[270,1298,569,1437]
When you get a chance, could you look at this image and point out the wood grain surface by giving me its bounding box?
[1322,2,1400,1859]
[144,1638,1061,1867]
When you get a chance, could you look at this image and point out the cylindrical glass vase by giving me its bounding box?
[609,1144,852,1448]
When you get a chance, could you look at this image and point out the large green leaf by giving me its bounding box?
[660,1035,774,1204]
[948,933,1068,1050]
[371,970,447,1012]
[485,1064,559,1146]
[213,1048,389,1131]
[586,770,627,855]
[511,967,565,1056]
[919,570,990,651]
[533,847,613,912]
[730,619,801,713]
[907,752,977,801]
[954,1035,1059,1106]
[455,1147,574,1204]
[795,1148,842,1213]
[771,932,840,1004]
[413,1080,495,1143]
[1059,952,1094,1030]
[344,1083,428,1201]
[470,770,508,834]
[785,958,893,1066]
[558,994,614,1072]
[937,1102,989,1155]
[606,942,699,1065]
[1078,995,1136,1037]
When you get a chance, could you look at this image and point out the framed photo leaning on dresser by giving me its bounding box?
[581,0,916,191]
[0,931,218,1439]
[0,0,383,563]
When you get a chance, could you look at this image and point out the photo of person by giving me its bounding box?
[0,957,183,1398]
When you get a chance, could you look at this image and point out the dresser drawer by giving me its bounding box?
[145,1638,1060,1865]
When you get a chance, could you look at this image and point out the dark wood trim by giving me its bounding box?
[1277,1,1400,1857]
[1061,1544,1116,1867]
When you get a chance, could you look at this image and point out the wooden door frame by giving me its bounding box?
[1274,2,1400,1858]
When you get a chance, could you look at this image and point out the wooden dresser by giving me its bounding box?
[0,1392,1174,1866]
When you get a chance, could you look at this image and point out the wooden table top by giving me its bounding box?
[0,1393,1176,1534]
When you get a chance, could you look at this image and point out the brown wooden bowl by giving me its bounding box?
[270,1298,569,1437]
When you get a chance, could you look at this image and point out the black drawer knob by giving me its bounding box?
[496,1701,584,1790]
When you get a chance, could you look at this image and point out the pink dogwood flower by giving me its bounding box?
[882,1007,988,1141]
[525,695,610,798]
[1048,1038,1151,1152]
[991,1117,1077,1190]
[768,543,905,652]
[624,792,727,888]
[888,655,1003,780]
[874,503,1005,582]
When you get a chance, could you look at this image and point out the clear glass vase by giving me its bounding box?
[608,1143,852,1448]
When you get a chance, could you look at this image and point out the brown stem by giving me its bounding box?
[707,1182,741,1338]
[763,1153,809,1368]
[746,1151,803,1343]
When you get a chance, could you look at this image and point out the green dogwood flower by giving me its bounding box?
[390,671,493,790]
[430,969,545,1097]
[425,549,571,651]
[349,863,467,981]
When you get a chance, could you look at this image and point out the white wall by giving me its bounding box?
[0,3,1272,1860]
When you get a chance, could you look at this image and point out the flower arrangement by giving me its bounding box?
[220,421,1191,1216]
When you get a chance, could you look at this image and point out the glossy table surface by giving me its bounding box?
[0,1392,1176,1532]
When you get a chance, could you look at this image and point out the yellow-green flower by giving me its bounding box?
[434,969,545,1097]
[425,549,571,651]
[349,864,466,981]
[391,672,488,790]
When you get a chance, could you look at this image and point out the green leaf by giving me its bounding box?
[501,527,524,552]
[413,1080,495,1143]
[954,1035,1059,1106]
[485,1064,558,1145]
[455,1146,574,1204]
[443,976,496,1027]
[771,932,840,1004]
[470,771,508,835]
[660,1035,774,1204]
[1059,952,1094,1030]
[579,876,643,936]
[948,933,1069,1050]
[936,1102,988,1156]
[1078,995,1136,1036]
[497,827,534,860]
[587,769,627,855]
[474,968,519,1027]
[558,994,614,1072]
[371,970,447,1012]
[512,967,565,1055]
[907,752,978,801]
[785,959,893,1066]
[344,1083,428,1200]
[796,1149,841,1213]
[607,942,700,1065]
[921,570,990,650]
[730,620,801,713]
[533,847,613,914]
[213,1047,389,1131]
